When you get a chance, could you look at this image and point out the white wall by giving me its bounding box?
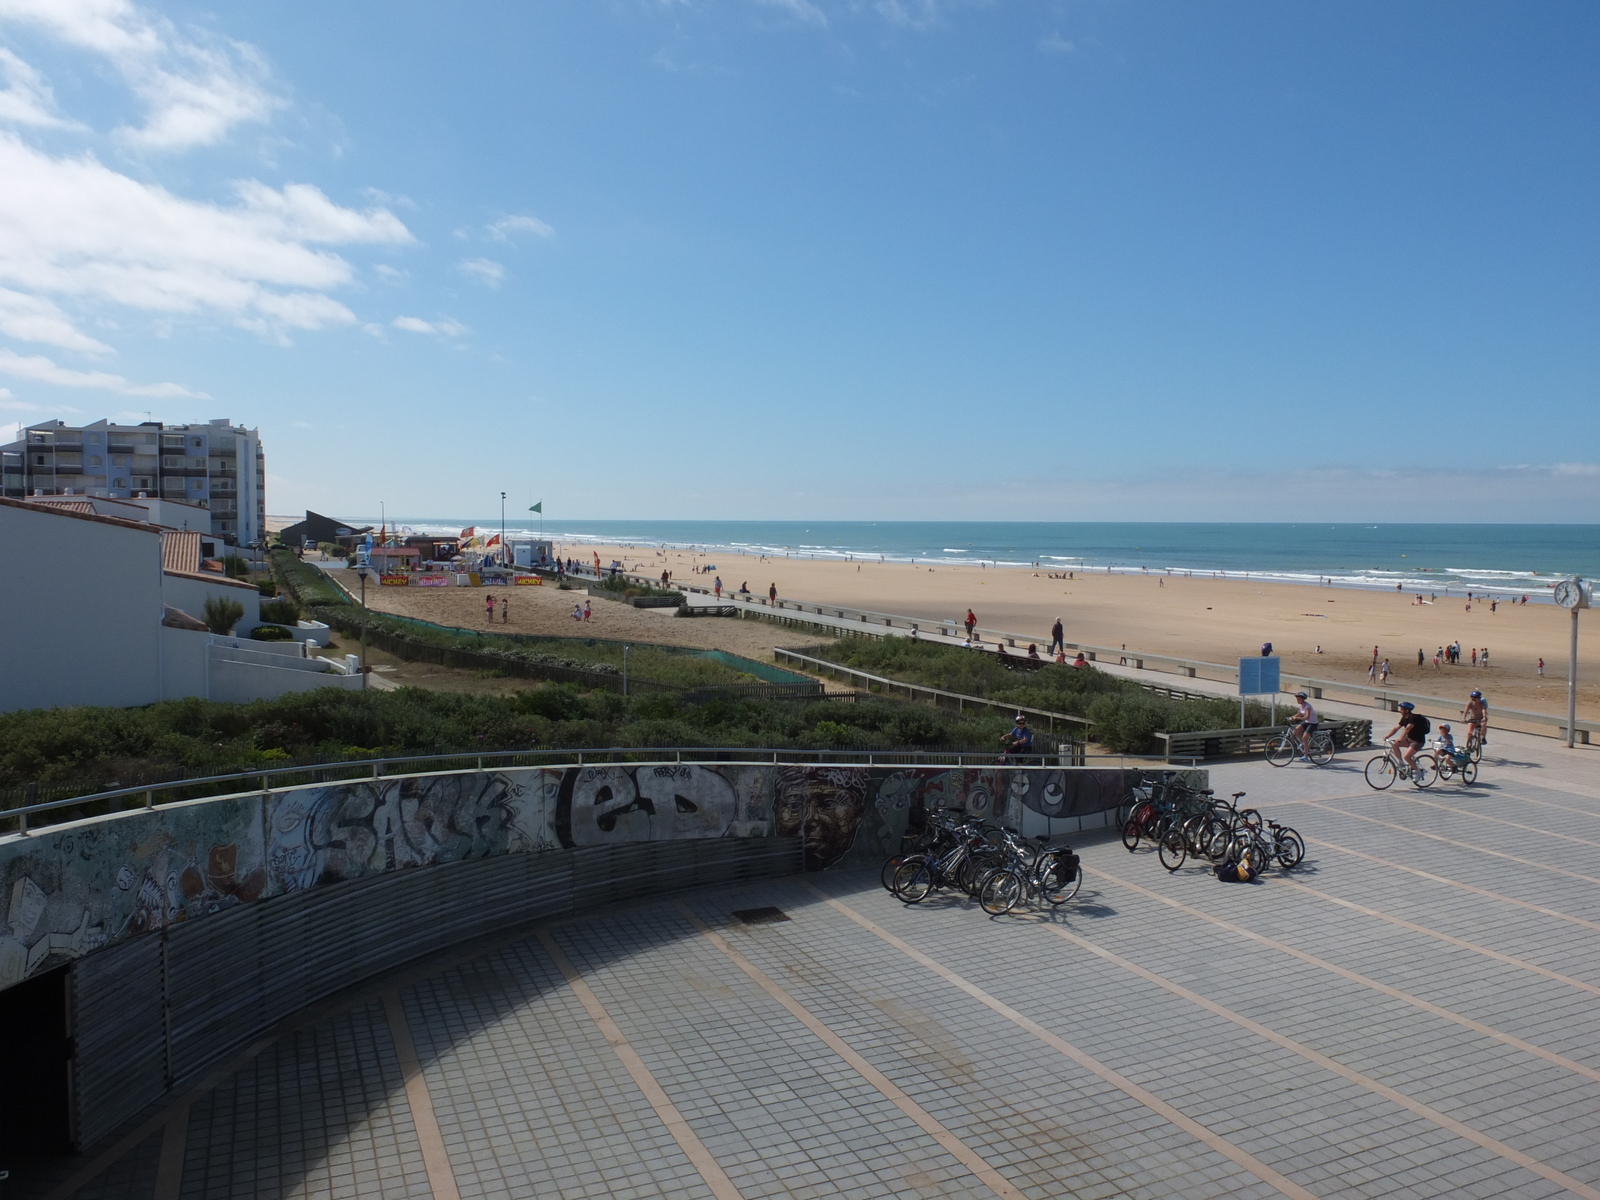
[0,503,165,710]
[160,625,210,699]
[161,572,260,634]
[208,646,361,703]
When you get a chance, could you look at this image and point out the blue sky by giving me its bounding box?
[0,0,1595,522]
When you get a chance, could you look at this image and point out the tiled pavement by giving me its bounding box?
[44,735,1600,1200]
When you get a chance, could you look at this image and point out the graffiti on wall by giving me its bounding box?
[0,763,1200,992]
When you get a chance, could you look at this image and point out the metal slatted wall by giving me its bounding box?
[72,836,800,1149]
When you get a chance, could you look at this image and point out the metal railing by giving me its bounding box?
[0,745,1186,835]
[774,648,1093,733]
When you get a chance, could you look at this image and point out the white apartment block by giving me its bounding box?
[0,417,266,546]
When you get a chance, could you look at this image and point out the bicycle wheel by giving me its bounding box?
[1410,754,1438,789]
[1158,832,1188,872]
[1039,855,1082,905]
[1365,755,1397,790]
[1265,734,1295,768]
[880,855,904,892]
[1121,805,1149,852]
[1468,734,1483,764]
[1274,827,1306,869]
[1309,732,1336,768]
[979,868,1025,915]
[892,858,933,903]
[1461,759,1478,785]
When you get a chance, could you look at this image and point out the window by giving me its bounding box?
[113,478,126,488]
[34,455,44,465]
[163,456,181,467]
[88,455,102,467]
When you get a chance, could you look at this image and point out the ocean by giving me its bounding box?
[373,521,1598,599]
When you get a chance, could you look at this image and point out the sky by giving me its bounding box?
[0,0,1595,523]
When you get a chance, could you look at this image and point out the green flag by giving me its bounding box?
[529,501,542,513]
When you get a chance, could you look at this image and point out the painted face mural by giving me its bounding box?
[558,765,737,846]
[773,766,869,871]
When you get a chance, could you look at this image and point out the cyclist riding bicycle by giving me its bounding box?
[1000,713,1034,758]
[1383,702,1430,771]
[1463,690,1488,747]
[1288,691,1318,759]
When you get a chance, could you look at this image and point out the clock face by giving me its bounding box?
[1554,580,1580,609]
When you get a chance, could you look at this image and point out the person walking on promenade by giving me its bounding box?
[965,609,977,639]
[1050,618,1064,656]
[714,576,723,599]
[769,582,777,605]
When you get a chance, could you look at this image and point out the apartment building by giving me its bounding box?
[0,417,266,546]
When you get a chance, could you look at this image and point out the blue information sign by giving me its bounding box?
[1238,656,1281,696]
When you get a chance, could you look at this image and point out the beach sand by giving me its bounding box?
[530,542,1600,721]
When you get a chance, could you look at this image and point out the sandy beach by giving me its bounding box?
[285,516,1599,720]
[537,541,1600,720]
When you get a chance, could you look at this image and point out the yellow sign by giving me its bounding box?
[380,574,409,586]
[515,576,543,586]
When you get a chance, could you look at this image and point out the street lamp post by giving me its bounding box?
[356,563,370,688]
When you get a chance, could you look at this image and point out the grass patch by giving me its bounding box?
[818,637,1276,753]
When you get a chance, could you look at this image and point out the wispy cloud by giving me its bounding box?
[0,385,82,415]
[0,348,205,396]
[372,264,408,285]
[0,132,413,343]
[1037,31,1075,54]
[0,287,113,353]
[0,0,282,149]
[0,47,85,129]
[459,257,505,287]
[756,0,827,26]
[392,315,467,337]
[487,214,554,240]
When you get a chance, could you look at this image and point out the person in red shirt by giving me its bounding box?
[965,609,977,638]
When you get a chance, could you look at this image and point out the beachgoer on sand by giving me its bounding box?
[583,600,592,621]
[571,604,582,621]
[502,597,509,624]
[1538,658,1544,676]
[1381,659,1390,683]
[485,595,494,623]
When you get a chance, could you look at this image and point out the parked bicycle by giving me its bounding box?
[973,828,1083,915]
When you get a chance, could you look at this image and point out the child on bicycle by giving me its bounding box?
[1000,713,1034,758]
[1435,724,1470,767]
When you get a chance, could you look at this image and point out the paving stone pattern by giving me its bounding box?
[58,744,1600,1200]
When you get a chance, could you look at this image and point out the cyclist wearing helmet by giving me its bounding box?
[1001,713,1034,757]
[1384,702,1430,770]
[1289,691,1318,758]
[1463,690,1488,748]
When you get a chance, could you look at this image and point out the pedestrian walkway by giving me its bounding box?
[26,737,1600,1200]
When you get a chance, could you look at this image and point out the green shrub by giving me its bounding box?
[256,580,277,597]
[259,597,301,625]
[222,555,250,579]
[202,596,245,635]
[250,625,295,641]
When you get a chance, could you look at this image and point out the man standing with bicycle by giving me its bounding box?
[1384,702,1430,773]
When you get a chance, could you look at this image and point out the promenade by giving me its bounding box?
[29,730,1600,1200]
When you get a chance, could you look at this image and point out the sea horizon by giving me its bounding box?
[301,519,1600,599]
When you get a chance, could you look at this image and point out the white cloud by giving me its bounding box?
[0,47,84,129]
[0,347,204,396]
[756,0,827,25]
[0,386,82,414]
[392,315,466,337]
[372,263,408,284]
[0,0,282,149]
[0,287,112,353]
[1037,32,1075,53]
[0,132,412,339]
[459,257,504,286]
[487,214,554,240]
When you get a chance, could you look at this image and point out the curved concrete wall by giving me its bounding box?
[0,761,1199,1150]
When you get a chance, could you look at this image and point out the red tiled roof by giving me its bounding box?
[0,494,162,533]
[162,530,201,574]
